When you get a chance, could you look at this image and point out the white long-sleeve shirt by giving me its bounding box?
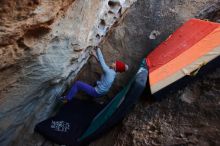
[94,48,116,95]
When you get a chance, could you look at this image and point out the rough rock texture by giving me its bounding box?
[114,69,220,146]
[0,0,136,145]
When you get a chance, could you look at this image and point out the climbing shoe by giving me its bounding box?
[57,96,68,104]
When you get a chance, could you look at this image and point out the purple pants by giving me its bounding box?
[66,81,101,101]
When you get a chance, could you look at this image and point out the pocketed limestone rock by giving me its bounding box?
[0,0,136,145]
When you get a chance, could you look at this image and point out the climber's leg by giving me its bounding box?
[65,81,100,101]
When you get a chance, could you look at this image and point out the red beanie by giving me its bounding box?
[146,57,151,67]
[115,60,128,72]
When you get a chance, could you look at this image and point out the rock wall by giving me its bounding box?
[0,0,136,145]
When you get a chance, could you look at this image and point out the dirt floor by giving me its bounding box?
[114,68,220,146]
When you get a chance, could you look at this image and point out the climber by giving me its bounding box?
[58,47,129,103]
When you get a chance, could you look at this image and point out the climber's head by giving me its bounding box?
[110,60,129,73]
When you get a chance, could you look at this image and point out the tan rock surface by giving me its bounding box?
[0,0,136,145]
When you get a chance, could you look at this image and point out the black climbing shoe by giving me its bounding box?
[57,96,68,104]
